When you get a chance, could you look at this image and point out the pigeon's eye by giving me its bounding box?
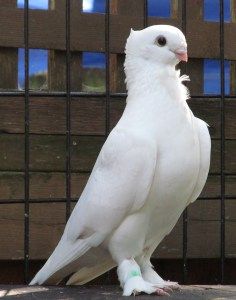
[155,35,167,47]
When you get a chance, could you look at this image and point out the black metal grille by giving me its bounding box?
[24,0,30,283]
[0,0,230,285]
[219,0,226,284]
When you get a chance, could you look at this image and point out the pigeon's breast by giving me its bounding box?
[144,110,200,236]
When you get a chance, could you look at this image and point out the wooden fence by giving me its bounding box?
[0,0,236,283]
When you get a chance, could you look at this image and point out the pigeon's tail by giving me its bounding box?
[29,238,115,286]
[29,238,91,285]
[66,252,115,285]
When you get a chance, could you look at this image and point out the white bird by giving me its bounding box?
[30,25,211,296]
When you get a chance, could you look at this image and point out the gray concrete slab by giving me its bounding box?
[0,285,236,299]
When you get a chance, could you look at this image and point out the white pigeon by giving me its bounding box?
[30,25,211,296]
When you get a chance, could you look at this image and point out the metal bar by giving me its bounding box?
[105,0,110,136]
[0,132,107,137]
[143,0,148,28]
[23,0,30,284]
[181,0,188,284]
[0,169,91,174]
[219,0,226,284]
[2,195,236,205]
[0,91,236,99]
[3,169,235,176]
[0,198,79,204]
[0,132,224,141]
[65,0,71,221]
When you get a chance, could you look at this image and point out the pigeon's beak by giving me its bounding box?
[174,49,188,62]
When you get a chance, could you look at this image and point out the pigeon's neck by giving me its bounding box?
[124,56,184,100]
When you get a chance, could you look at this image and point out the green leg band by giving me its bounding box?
[128,269,142,279]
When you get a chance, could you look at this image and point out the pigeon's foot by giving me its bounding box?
[162,281,180,290]
[142,266,180,292]
[117,259,170,296]
[123,276,170,296]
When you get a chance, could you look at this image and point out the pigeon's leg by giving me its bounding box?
[136,247,180,291]
[117,258,170,296]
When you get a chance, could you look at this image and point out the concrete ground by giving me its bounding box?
[0,285,236,299]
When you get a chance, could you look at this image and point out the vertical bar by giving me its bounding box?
[104,1,111,283]
[66,0,71,220]
[219,0,225,284]
[143,0,148,28]
[105,0,110,135]
[182,0,188,284]
[24,0,30,283]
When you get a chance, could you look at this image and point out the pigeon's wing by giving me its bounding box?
[188,117,211,204]
[66,127,157,241]
[30,127,157,285]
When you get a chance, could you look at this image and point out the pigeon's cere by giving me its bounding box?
[30,25,211,296]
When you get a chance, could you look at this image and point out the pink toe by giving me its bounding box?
[156,288,170,296]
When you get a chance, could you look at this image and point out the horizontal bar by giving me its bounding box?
[1,170,236,176]
[1,196,236,205]
[0,169,91,174]
[0,91,236,99]
[0,132,229,143]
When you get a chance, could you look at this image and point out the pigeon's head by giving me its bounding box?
[125,25,187,66]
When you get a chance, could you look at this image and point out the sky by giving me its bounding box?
[17,0,232,94]
[17,0,48,9]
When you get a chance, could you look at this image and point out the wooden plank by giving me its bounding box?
[0,204,24,259]
[172,0,180,19]
[186,0,219,59]
[187,59,204,95]
[200,175,220,198]
[0,97,107,135]
[187,21,220,59]
[115,54,126,92]
[71,13,105,52]
[225,23,236,60]
[225,201,236,258]
[117,0,143,17]
[0,172,24,200]
[109,98,126,130]
[3,172,236,202]
[0,134,105,172]
[0,48,18,89]
[50,0,65,10]
[230,61,236,95]
[188,221,221,258]
[0,135,233,173]
[225,99,236,139]
[29,203,66,259]
[0,9,24,48]
[0,0,17,7]
[110,13,143,53]
[0,6,234,58]
[148,17,181,28]
[232,0,236,22]
[109,54,118,93]
[0,97,24,134]
[1,199,236,259]
[70,52,83,91]
[187,199,221,258]
[0,98,227,138]
[188,98,221,138]
[211,140,221,174]
[154,217,183,258]
[226,176,236,197]
[155,200,224,259]
[48,51,66,91]
[29,10,66,49]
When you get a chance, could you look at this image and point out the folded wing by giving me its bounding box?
[30,128,157,285]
